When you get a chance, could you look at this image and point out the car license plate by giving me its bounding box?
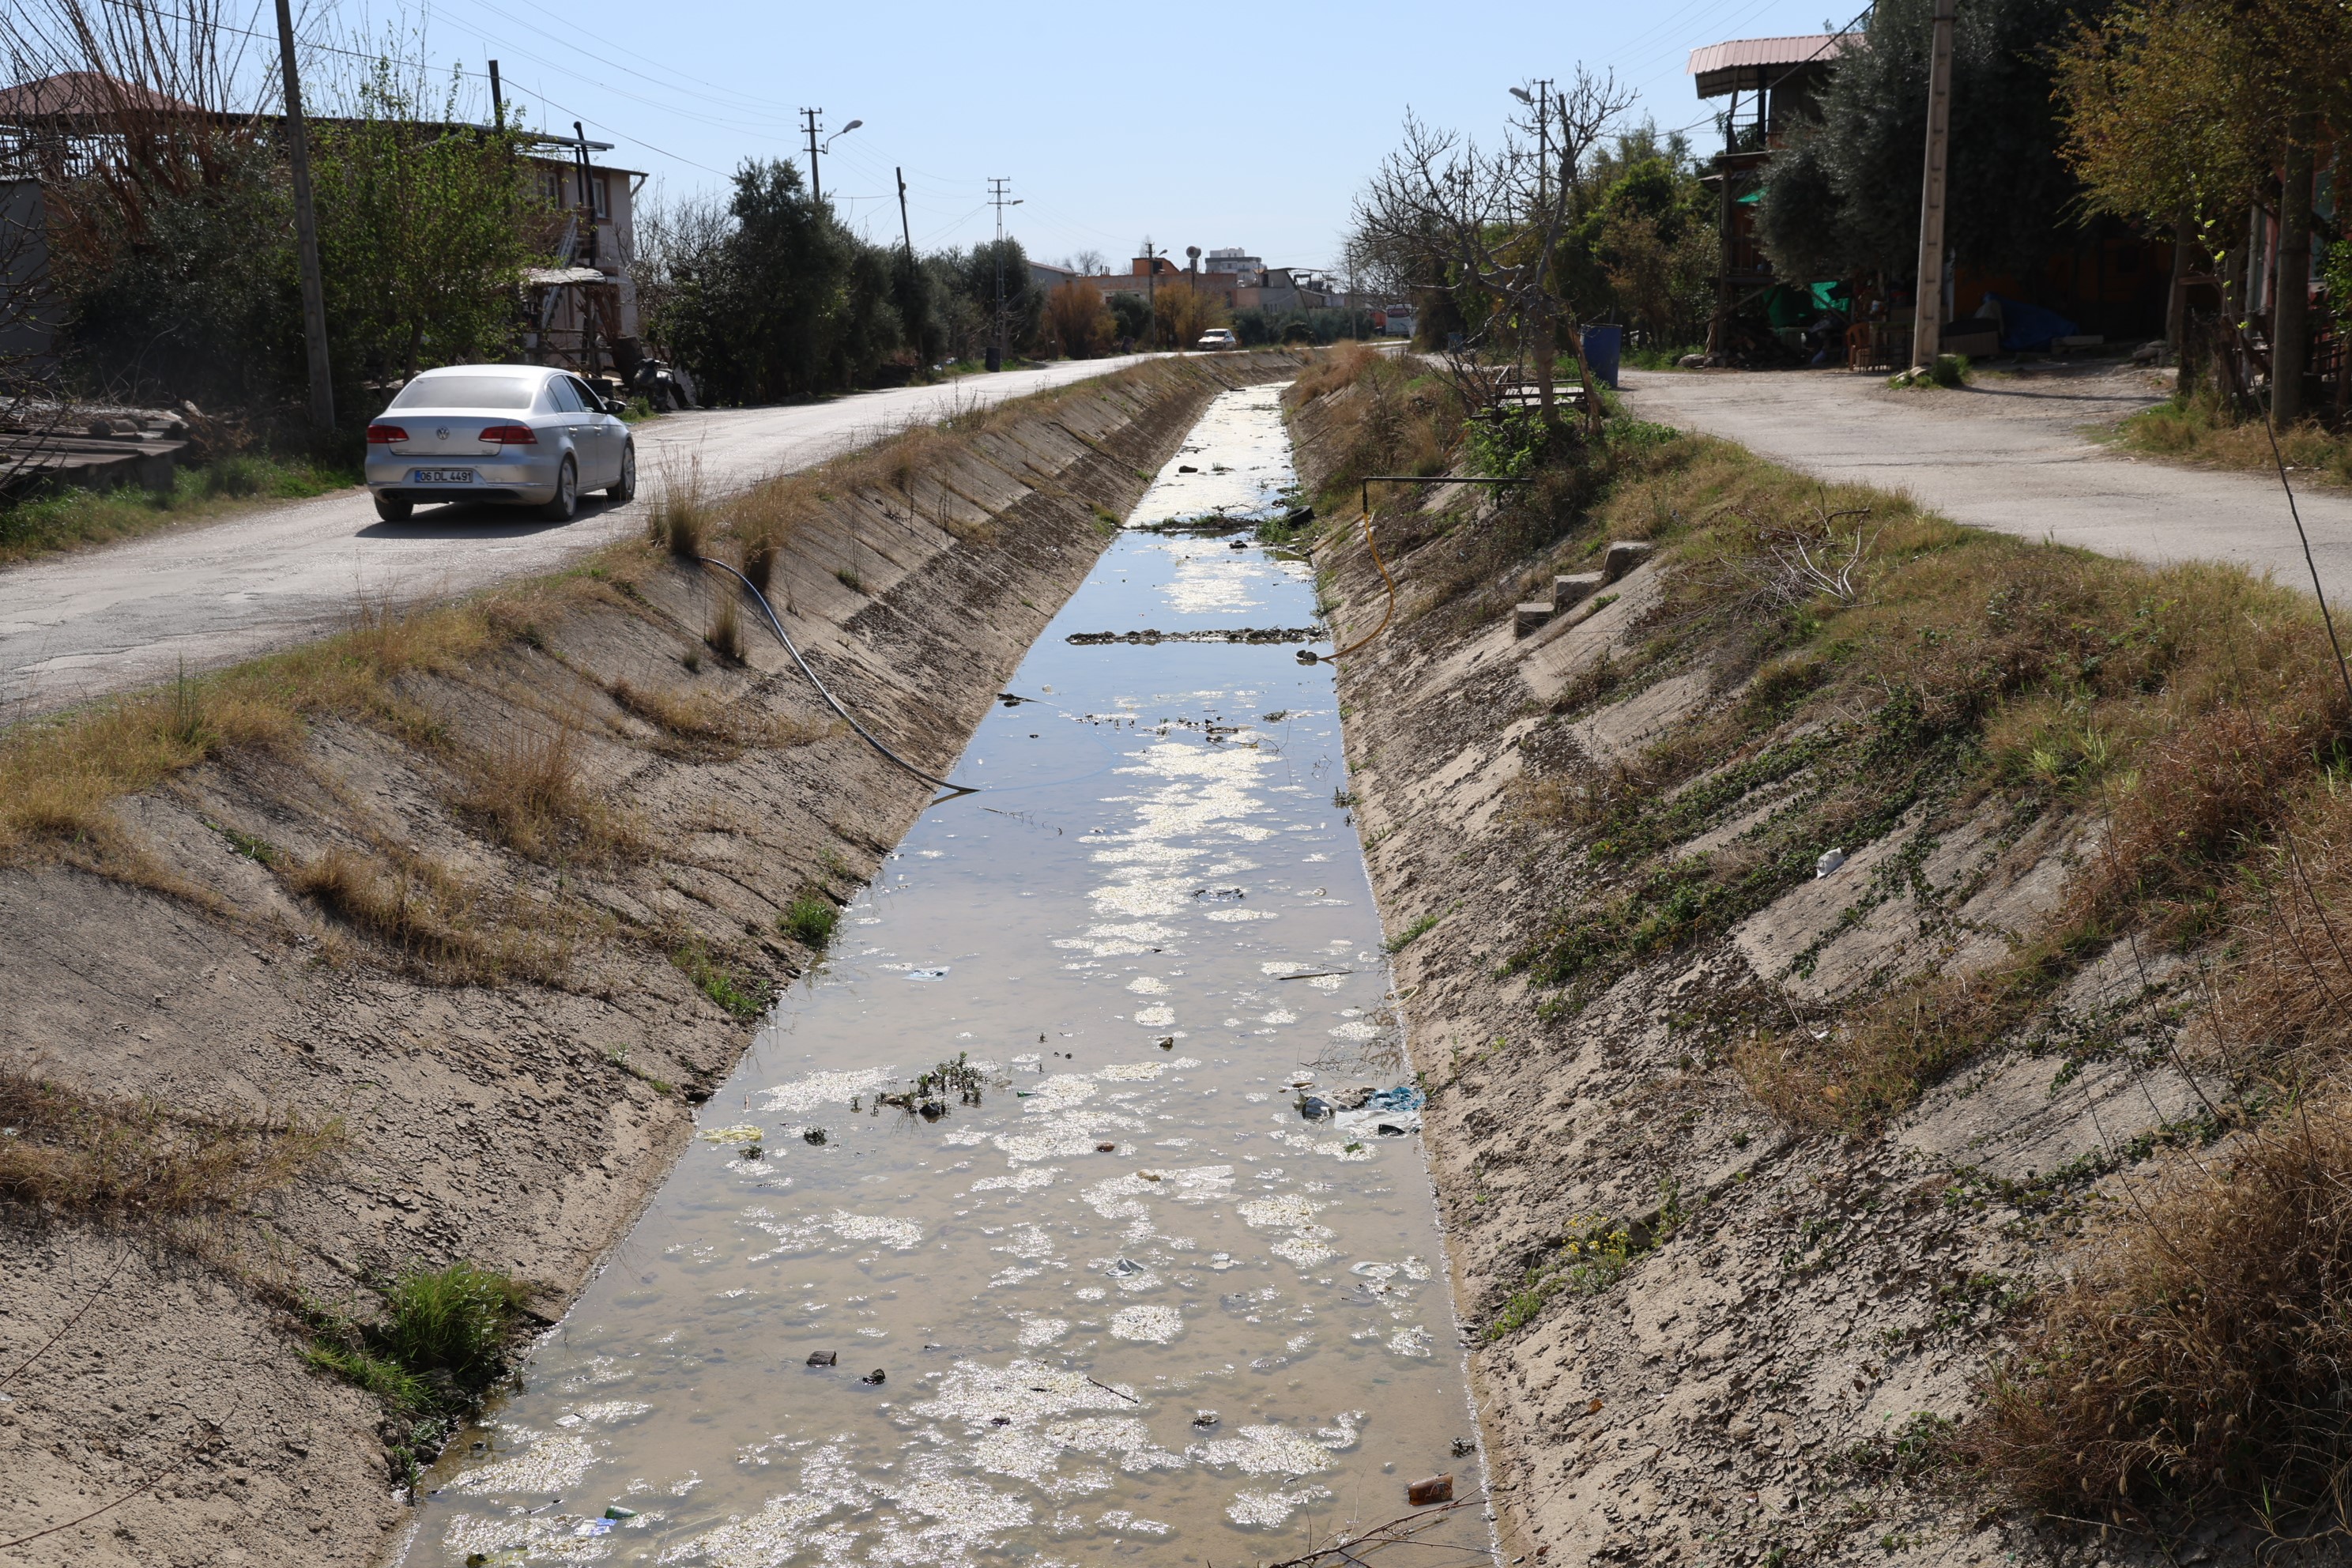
[410,468,474,484]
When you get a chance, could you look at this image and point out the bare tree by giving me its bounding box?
[1351,69,1634,435]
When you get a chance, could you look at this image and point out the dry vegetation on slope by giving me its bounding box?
[0,352,1295,1566]
[1289,345,2352,1565]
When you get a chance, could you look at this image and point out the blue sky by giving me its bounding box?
[303,0,1857,270]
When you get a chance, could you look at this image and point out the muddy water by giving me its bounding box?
[401,383,1490,1568]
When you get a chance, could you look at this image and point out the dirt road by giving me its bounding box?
[0,356,1159,714]
[1623,362,2352,602]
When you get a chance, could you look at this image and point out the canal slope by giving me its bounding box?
[0,352,1302,1568]
[1286,352,2272,1568]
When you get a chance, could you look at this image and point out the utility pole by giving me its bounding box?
[1531,79,1554,205]
[1909,0,1956,371]
[488,58,503,123]
[989,177,1014,371]
[896,167,914,267]
[272,0,332,430]
[1142,239,1158,350]
[802,107,824,204]
[1706,91,1737,362]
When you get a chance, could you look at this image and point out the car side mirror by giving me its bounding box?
[603,397,628,416]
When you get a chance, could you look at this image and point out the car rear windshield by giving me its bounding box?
[389,375,540,411]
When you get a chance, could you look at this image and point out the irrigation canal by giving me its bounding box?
[401,383,1491,1568]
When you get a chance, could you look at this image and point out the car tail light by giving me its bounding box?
[366,424,407,444]
[478,424,537,445]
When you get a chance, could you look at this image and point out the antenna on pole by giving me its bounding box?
[988,176,1015,371]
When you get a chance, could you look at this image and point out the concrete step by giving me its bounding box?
[1513,602,1556,638]
[1553,571,1607,611]
[1602,540,1657,584]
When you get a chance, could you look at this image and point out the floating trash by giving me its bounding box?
[1109,1305,1184,1343]
[448,1434,595,1495]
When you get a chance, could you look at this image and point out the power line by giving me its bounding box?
[93,0,737,174]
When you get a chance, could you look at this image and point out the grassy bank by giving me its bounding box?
[2113,390,2352,487]
[1292,343,2352,1542]
[0,451,362,564]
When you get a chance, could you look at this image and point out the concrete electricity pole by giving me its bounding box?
[1141,239,1158,349]
[272,0,333,430]
[802,107,824,204]
[1909,0,1957,370]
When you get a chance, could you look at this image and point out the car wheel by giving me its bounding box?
[374,495,413,522]
[539,455,579,522]
[606,439,636,502]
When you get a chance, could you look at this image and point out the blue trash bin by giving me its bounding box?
[1581,324,1623,390]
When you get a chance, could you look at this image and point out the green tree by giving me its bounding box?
[657,158,905,403]
[53,137,299,409]
[308,63,547,391]
[1559,130,1717,343]
[1755,0,2090,282]
[2052,0,2352,414]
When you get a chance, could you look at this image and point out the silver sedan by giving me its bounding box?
[364,364,636,523]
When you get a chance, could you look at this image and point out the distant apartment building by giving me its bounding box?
[1074,251,1358,312]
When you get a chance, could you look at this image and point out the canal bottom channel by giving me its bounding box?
[402,383,1490,1568]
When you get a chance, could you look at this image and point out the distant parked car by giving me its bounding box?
[365,364,635,524]
[1195,329,1239,352]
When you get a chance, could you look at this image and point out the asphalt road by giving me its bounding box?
[0,356,1158,714]
[1623,362,2352,604]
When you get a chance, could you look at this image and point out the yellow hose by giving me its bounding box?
[1322,506,1397,663]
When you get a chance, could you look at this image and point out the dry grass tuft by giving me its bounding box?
[2218,787,2352,1076]
[743,537,778,594]
[1289,341,1385,405]
[454,715,640,865]
[650,453,713,560]
[1973,1104,2352,1524]
[707,586,746,662]
[2116,392,2352,488]
[289,845,570,984]
[609,677,830,757]
[0,1069,344,1221]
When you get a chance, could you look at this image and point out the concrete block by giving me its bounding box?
[1602,540,1656,585]
[1553,571,1606,610]
[1513,602,1555,639]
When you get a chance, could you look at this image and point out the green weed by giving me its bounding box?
[673,939,771,1020]
[780,895,839,948]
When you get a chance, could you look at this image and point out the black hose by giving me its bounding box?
[698,556,977,797]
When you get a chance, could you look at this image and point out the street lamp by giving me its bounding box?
[802,112,861,203]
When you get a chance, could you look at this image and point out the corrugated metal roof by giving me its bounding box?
[1687,34,1856,75]
[0,71,205,121]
